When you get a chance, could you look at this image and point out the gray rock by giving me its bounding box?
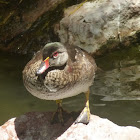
[0,112,140,140]
[58,0,140,53]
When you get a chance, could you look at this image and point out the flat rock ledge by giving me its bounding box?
[0,112,140,140]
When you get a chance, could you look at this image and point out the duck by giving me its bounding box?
[23,42,97,124]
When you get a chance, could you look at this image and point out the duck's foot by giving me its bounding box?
[75,89,91,125]
[75,106,90,125]
[51,100,71,125]
[51,106,65,125]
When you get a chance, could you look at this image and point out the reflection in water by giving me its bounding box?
[93,46,140,101]
[0,48,140,128]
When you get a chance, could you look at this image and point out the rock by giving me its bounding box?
[0,0,84,53]
[0,0,62,53]
[0,112,140,140]
[1,0,140,54]
[58,0,140,54]
[0,112,78,140]
[58,115,140,140]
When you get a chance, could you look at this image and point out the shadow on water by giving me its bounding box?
[0,48,140,128]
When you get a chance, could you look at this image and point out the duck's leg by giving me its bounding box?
[75,89,90,124]
[56,99,64,124]
[51,99,64,124]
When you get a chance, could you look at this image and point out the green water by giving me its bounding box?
[0,50,140,128]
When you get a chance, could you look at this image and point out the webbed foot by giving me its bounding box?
[75,105,90,124]
[75,89,90,125]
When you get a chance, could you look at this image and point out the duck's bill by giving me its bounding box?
[36,59,49,75]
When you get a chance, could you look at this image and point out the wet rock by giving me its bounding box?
[0,112,140,140]
[0,0,83,53]
[58,0,140,54]
[0,0,62,53]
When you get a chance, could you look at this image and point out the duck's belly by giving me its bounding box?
[25,79,93,100]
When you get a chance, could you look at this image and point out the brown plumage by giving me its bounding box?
[23,42,97,124]
[23,42,96,100]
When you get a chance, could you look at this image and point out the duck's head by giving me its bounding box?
[36,42,68,75]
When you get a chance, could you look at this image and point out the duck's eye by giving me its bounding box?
[53,51,58,58]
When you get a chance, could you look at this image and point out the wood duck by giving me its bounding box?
[23,42,97,124]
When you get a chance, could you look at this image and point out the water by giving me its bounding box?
[0,50,140,128]
[93,46,140,100]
